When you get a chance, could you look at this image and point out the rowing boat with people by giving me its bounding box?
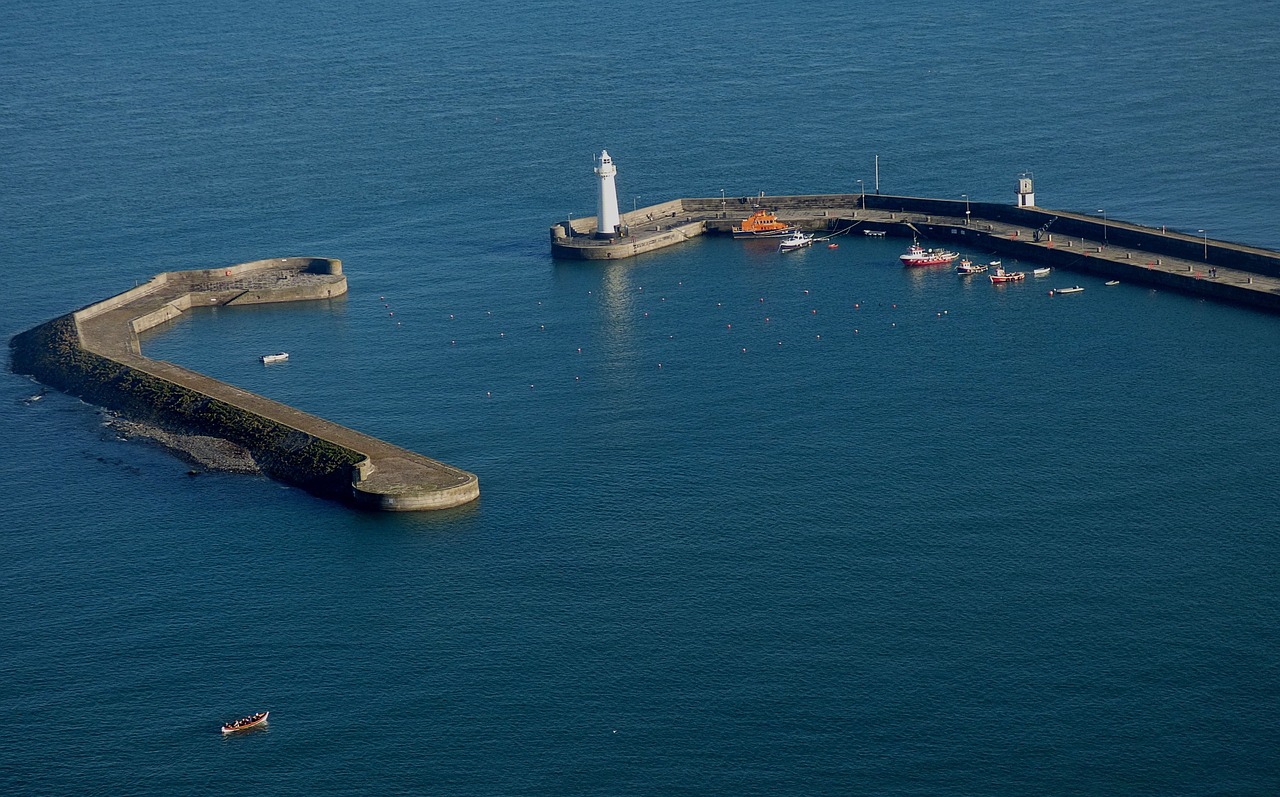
[221,711,269,734]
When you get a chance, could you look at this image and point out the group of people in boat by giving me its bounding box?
[224,712,267,730]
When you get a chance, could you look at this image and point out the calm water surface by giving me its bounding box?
[3,1,1279,794]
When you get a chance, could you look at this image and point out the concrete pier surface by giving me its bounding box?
[25,257,479,511]
[551,194,1280,314]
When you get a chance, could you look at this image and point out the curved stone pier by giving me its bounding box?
[11,257,479,512]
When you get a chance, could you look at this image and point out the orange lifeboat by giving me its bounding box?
[732,209,797,238]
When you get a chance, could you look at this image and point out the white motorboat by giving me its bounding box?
[260,352,289,364]
[779,231,815,252]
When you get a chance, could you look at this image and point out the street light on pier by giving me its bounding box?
[1198,229,1208,260]
[857,179,864,211]
[962,193,970,226]
[720,188,725,209]
[1098,209,1108,245]
[633,196,640,213]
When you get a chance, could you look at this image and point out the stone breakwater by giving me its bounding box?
[10,257,479,512]
[552,194,1280,314]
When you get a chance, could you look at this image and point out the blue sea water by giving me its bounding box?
[3,1,1280,794]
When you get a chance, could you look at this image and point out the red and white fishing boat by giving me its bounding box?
[899,236,958,266]
[221,711,269,734]
[988,265,1026,284]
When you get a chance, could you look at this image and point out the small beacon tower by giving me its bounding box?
[1016,173,1035,208]
[594,150,621,238]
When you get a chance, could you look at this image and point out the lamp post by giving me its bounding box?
[1098,209,1107,245]
[962,193,970,226]
[857,179,864,210]
[1198,229,1208,260]
[633,196,640,213]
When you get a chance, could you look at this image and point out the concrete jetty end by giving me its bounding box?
[10,257,479,512]
[550,194,1280,314]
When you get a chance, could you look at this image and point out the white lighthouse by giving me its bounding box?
[594,150,621,238]
[1016,173,1035,207]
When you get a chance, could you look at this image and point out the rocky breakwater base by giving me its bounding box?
[10,257,479,511]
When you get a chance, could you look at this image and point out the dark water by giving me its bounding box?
[3,1,1279,794]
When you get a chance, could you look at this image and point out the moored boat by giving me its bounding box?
[899,236,958,266]
[863,230,887,237]
[1051,286,1084,295]
[221,711,269,734]
[779,231,815,252]
[732,209,796,238]
[1105,280,1120,286]
[1032,267,1051,277]
[956,259,988,275]
[260,352,289,364]
[989,266,1026,283]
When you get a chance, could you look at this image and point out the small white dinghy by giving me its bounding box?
[260,352,289,364]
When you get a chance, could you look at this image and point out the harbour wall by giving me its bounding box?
[549,198,703,260]
[12,257,480,511]
[552,194,1280,313]
[11,314,366,498]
